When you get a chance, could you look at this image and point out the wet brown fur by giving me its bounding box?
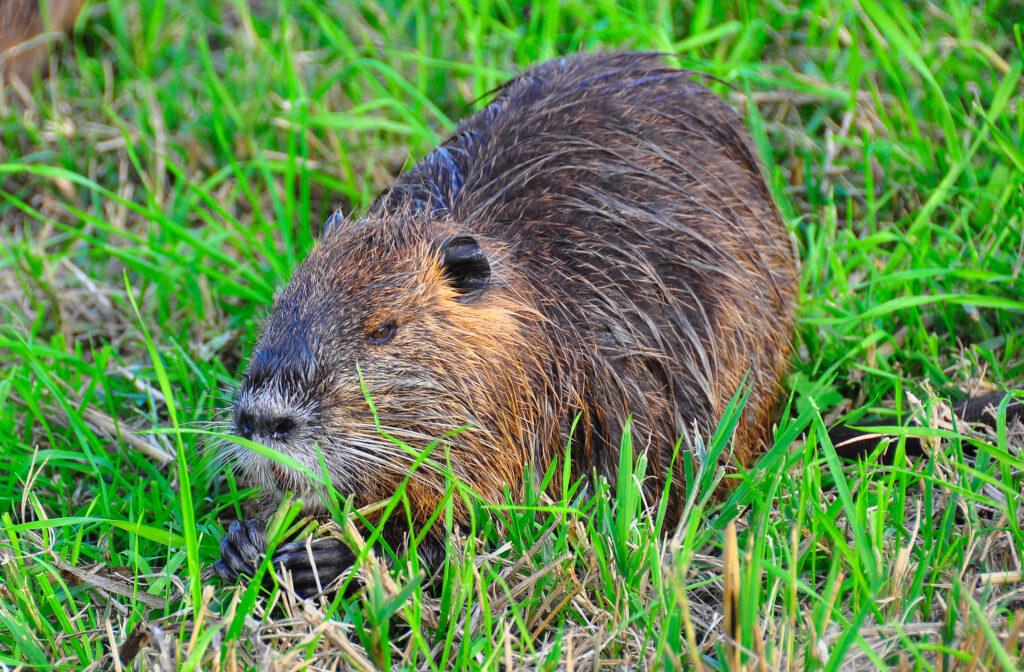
[227,52,798,542]
[0,0,83,84]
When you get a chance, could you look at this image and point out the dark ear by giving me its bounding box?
[440,235,490,298]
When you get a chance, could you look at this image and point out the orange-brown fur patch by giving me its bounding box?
[0,0,83,84]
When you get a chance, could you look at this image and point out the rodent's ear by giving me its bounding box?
[440,235,490,298]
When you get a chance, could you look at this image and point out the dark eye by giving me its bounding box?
[367,322,396,344]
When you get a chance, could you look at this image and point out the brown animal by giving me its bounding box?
[215,51,799,593]
[0,0,84,85]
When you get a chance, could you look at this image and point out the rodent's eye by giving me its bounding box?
[367,322,396,345]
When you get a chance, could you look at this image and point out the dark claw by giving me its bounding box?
[215,519,267,583]
[270,537,355,597]
[216,518,357,597]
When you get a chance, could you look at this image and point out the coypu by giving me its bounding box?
[216,51,797,592]
[0,0,84,85]
[214,51,1022,594]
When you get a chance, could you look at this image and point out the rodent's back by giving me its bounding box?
[232,52,796,531]
[1,0,84,84]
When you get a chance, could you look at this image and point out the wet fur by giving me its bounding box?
[220,52,797,587]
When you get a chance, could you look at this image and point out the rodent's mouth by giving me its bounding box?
[268,461,299,493]
[263,459,330,514]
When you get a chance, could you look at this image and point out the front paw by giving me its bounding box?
[215,519,267,583]
[215,518,355,597]
[271,537,355,596]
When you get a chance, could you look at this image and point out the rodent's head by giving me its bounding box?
[227,208,537,519]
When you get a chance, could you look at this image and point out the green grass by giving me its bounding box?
[1,0,1023,669]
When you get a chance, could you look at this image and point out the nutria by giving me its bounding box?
[213,51,1022,595]
[216,51,797,592]
[0,0,84,85]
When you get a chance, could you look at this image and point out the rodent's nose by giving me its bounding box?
[234,409,298,443]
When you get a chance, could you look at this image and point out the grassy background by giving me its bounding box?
[1,0,1023,669]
